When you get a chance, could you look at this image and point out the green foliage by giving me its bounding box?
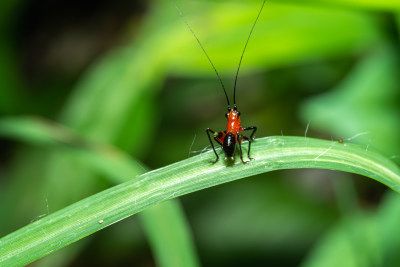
[0,128,399,265]
[0,0,400,266]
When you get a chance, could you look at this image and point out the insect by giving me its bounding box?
[171,0,266,164]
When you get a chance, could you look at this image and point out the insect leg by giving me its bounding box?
[243,126,257,140]
[237,132,248,164]
[242,126,257,160]
[206,128,220,164]
[241,135,254,161]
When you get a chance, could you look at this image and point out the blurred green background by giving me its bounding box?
[1,0,400,266]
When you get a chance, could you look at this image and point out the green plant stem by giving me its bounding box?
[1,136,399,266]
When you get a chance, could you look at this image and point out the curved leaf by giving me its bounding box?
[0,136,399,265]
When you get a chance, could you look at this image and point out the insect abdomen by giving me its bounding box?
[223,133,236,158]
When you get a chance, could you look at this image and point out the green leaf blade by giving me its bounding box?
[1,136,399,265]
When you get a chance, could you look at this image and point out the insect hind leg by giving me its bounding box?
[206,128,222,164]
[242,126,257,161]
[237,132,249,164]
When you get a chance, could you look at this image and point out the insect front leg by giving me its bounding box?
[242,126,257,160]
[206,128,222,164]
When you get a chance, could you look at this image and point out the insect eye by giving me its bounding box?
[225,113,229,118]
[237,111,241,116]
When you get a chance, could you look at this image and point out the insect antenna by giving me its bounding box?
[233,0,266,107]
[170,0,231,109]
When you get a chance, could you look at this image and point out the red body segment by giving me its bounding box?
[226,109,243,142]
[215,110,244,144]
[215,132,226,144]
